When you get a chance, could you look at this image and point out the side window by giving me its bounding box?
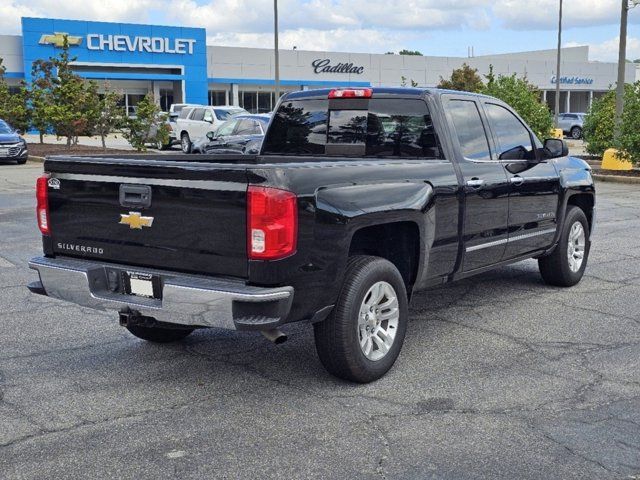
[235,119,262,135]
[446,99,491,160]
[203,109,214,123]
[192,108,205,121]
[485,103,534,160]
[216,119,238,137]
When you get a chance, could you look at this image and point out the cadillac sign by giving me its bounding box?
[312,58,364,75]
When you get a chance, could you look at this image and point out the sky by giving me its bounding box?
[2,0,640,62]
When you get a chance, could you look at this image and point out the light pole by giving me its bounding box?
[614,0,640,137]
[554,0,563,127]
[274,0,280,102]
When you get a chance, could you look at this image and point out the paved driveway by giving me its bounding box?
[1,163,639,479]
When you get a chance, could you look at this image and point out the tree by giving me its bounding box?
[437,63,484,93]
[92,84,124,151]
[398,49,423,56]
[614,81,640,166]
[45,35,101,148]
[0,58,30,133]
[400,76,419,87]
[122,94,168,151]
[29,58,56,143]
[582,90,616,156]
[482,66,553,140]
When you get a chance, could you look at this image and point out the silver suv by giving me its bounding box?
[557,113,585,139]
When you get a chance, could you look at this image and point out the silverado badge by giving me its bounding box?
[119,212,154,229]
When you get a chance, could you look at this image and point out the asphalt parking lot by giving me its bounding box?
[1,163,639,479]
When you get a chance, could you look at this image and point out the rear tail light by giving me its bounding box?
[247,185,297,260]
[36,174,50,235]
[328,88,372,99]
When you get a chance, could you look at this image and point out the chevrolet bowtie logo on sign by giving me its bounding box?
[38,33,83,48]
[119,212,154,230]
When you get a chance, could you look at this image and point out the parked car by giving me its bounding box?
[0,120,28,164]
[176,106,247,153]
[165,103,199,149]
[27,87,594,383]
[191,114,270,154]
[557,112,585,139]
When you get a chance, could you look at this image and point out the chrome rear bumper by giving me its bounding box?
[28,256,293,330]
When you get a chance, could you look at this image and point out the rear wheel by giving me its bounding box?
[571,126,582,139]
[180,133,191,154]
[126,325,194,343]
[539,206,590,287]
[314,255,408,383]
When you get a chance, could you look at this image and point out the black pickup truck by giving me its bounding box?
[28,87,595,383]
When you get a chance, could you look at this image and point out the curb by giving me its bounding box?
[593,174,640,185]
[27,156,45,163]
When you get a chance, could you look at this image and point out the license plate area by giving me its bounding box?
[123,271,162,299]
[0,148,9,156]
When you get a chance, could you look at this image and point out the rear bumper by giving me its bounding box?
[28,256,293,330]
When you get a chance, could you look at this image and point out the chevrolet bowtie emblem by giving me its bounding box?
[119,212,154,229]
[39,32,83,48]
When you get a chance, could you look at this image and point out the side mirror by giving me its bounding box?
[15,129,23,135]
[543,138,568,159]
[246,146,260,155]
[206,131,215,141]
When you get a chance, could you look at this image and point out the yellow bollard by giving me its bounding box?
[602,148,632,171]
[550,128,563,139]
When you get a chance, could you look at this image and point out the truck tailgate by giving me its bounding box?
[45,157,250,278]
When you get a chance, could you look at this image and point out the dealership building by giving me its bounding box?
[0,17,636,115]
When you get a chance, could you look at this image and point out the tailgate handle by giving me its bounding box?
[119,184,152,208]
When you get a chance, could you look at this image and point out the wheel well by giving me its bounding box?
[349,222,420,294]
[567,194,594,231]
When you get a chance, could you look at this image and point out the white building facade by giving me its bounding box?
[0,17,634,115]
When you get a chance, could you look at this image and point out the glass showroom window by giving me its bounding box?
[160,89,174,112]
[209,90,227,106]
[241,91,258,113]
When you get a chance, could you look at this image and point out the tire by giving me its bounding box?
[126,324,194,343]
[16,157,27,165]
[180,133,191,154]
[539,206,590,287]
[314,255,408,383]
[571,126,582,139]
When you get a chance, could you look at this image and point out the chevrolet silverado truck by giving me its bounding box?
[27,88,595,383]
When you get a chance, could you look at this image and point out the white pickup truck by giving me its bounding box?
[176,105,247,153]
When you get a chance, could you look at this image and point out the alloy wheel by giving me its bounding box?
[567,221,586,272]
[357,281,399,361]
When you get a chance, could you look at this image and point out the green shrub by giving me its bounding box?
[482,67,554,140]
[582,90,615,156]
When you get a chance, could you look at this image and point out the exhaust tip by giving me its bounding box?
[273,334,288,345]
[261,328,288,345]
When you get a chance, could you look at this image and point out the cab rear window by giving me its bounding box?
[262,98,442,158]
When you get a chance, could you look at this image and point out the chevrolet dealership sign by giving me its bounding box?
[39,31,196,54]
[87,35,196,54]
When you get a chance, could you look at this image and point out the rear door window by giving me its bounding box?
[191,108,206,122]
[446,99,491,160]
[263,97,442,158]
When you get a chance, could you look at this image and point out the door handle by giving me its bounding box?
[466,178,485,189]
[510,175,525,186]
